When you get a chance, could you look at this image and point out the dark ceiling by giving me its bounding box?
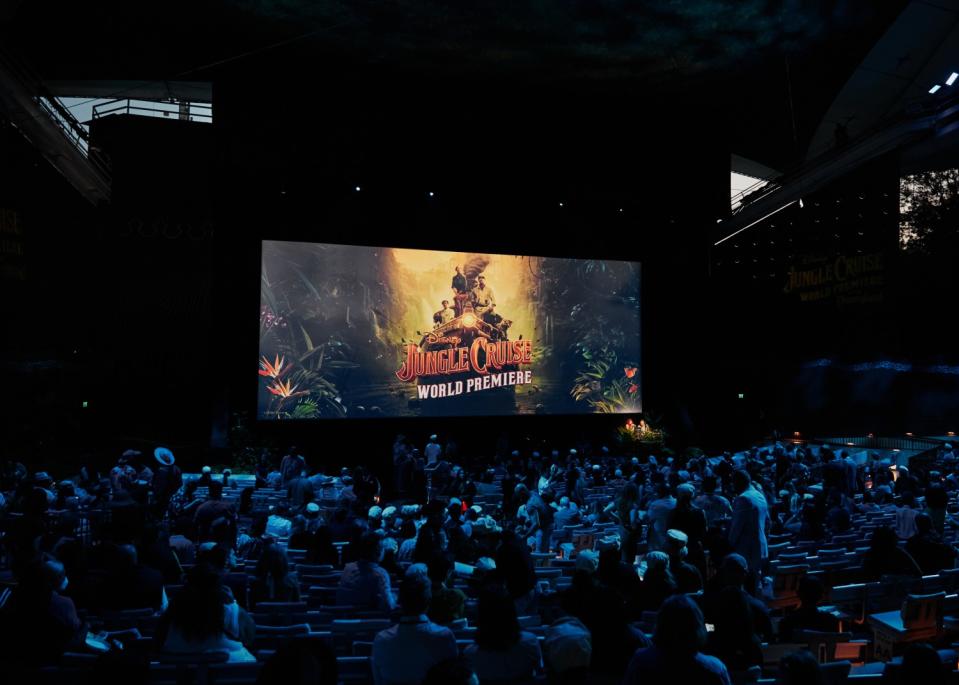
[4,0,909,170]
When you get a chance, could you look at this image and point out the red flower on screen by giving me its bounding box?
[266,378,309,401]
[259,354,288,379]
[624,367,637,378]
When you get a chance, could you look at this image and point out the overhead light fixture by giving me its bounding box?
[799,198,804,208]
[948,72,958,86]
[930,85,942,94]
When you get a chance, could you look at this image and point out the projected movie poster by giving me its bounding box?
[258,241,640,419]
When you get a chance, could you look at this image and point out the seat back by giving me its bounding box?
[819,660,852,685]
[338,655,372,683]
[773,565,809,597]
[901,591,946,630]
[797,630,853,663]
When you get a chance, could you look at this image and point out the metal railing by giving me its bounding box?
[92,98,213,124]
[725,88,959,218]
[0,45,111,202]
[731,176,776,212]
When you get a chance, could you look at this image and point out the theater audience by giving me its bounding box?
[612,482,641,561]
[426,554,466,625]
[464,584,542,682]
[923,484,955,535]
[371,574,457,685]
[896,490,920,539]
[705,586,764,675]
[695,475,733,527]
[157,564,255,662]
[899,642,948,685]
[637,550,677,612]
[728,469,768,590]
[646,482,676,552]
[250,543,300,606]
[195,481,237,542]
[9,435,959,685]
[776,650,823,685]
[906,513,958,575]
[777,575,840,640]
[336,531,396,611]
[102,543,166,611]
[623,594,731,685]
[862,526,922,580]
[0,559,85,666]
[542,616,592,685]
[702,553,772,642]
[669,483,707,560]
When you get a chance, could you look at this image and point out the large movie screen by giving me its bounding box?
[259,241,640,419]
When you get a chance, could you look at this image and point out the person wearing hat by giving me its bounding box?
[152,446,182,513]
[31,471,56,506]
[665,529,703,594]
[110,451,139,493]
[669,484,707,574]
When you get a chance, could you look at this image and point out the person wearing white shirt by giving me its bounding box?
[896,491,920,539]
[425,435,442,466]
[372,574,457,685]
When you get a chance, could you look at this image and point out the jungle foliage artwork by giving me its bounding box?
[258,241,640,419]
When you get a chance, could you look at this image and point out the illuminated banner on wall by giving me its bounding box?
[783,252,884,306]
[258,241,641,419]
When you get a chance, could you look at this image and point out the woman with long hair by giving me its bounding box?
[159,563,255,662]
[250,544,300,607]
[612,482,641,562]
[464,584,541,682]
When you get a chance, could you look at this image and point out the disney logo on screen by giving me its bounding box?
[424,333,462,346]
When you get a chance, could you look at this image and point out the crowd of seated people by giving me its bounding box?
[1,438,959,684]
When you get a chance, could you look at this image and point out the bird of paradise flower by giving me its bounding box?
[267,378,309,401]
[259,354,289,379]
[260,354,310,417]
[264,377,310,417]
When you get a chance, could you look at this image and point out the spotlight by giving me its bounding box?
[428,191,435,197]
[461,313,477,327]
[799,198,804,208]
[559,202,564,208]
[354,186,361,192]
[930,85,942,94]
[948,72,958,86]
